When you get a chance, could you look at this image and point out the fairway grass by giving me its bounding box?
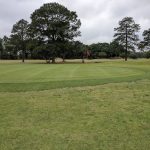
[0,59,150,150]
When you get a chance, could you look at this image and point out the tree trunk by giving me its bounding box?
[22,40,25,63]
[52,57,55,63]
[0,51,1,60]
[22,50,25,63]
[46,58,51,64]
[62,53,65,63]
[82,56,85,63]
[125,24,128,61]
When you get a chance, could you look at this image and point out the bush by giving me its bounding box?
[136,52,145,58]
[98,52,107,58]
[145,51,150,59]
[120,53,125,58]
[129,53,138,59]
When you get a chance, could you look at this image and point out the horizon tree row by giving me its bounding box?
[0,2,150,62]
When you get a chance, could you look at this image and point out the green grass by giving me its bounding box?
[0,59,150,150]
[0,59,150,92]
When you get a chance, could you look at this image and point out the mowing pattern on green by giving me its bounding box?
[0,59,149,91]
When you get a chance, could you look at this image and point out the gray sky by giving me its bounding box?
[0,0,150,44]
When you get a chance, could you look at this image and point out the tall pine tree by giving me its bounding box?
[114,17,140,61]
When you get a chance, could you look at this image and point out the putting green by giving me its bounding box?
[0,64,145,83]
[0,60,149,92]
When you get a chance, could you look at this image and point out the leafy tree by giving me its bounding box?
[114,17,140,61]
[2,36,18,59]
[61,41,84,60]
[129,52,138,59]
[142,28,150,50]
[69,41,87,63]
[90,43,110,58]
[11,19,29,62]
[57,41,70,62]
[80,44,88,63]
[30,2,81,63]
[98,52,107,58]
[145,50,150,58]
[138,41,145,51]
[9,34,21,58]
[26,38,39,59]
[1,36,11,59]
[2,36,9,49]
[0,38,3,59]
[109,41,124,57]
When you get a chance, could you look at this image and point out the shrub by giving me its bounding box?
[98,52,107,58]
[129,53,138,59]
[145,51,150,59]
[120,53,125,58]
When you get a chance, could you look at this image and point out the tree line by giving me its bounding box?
[0,2,150,62]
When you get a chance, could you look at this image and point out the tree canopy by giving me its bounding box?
[142,28,150,50]
[30,2,81,63]
[0,3,149,61]
[11,19,29,62]
[114,17,140,61]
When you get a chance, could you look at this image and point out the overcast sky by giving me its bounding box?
[0,0,150,44]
